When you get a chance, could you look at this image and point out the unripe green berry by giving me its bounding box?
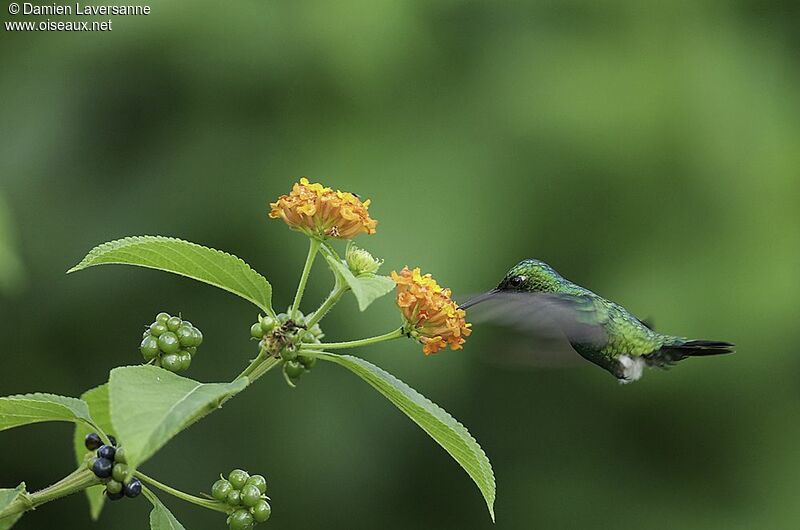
[106,480,123,495]
[158,332,181,354]
[179,352,192,371]
[156,312,171,323]
[298,353,317,369]
[280,347,298,361]
[228,469,249,489]
[309,324,324,340]
[192,327,203,346]
[211,479,233,501]
[260,316,276,333]
[284,360,304,378]
[245,475,267,494]
[251,500,271,523]
[250,323,264,339]
[226,489,241,506]
[150,322,168,337]
[112,463,128,483]
[140,336,160,361]
[229,509,254,530]
[240,484,261,508]
[299,330,317,344]
[114,446,127,464]
[161,353,182,372]
[176,325,196,347]
[167,316,183,331]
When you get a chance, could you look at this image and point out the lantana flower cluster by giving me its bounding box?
[269,178,377,239]
[391,267,472,354]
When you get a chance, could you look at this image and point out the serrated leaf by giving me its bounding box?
[72,384,112,520]
[318,353,496,520]
[0,393,93,432]
[0,483,26,529]
[322,250,395,311]
[68,236,273,314]
[109,366,248,472]
[143,488,186,530]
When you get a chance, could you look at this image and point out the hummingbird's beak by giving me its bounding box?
[459,289,499,310]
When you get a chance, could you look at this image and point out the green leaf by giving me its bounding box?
[0,393,93,432]
[72,384,112,520]
[318,353,496,520]
[143,488,186,530]
[109,366,248,472]
[0,483,26,530]
[321,249,395,311]
[68,236,274,314]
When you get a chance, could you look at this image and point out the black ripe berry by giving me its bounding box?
[84,432,102,451]
[108,435,117,446]
[124,478,142,498]
[97,444,116,461]
[106,489,124,501]
[92,457,114,478]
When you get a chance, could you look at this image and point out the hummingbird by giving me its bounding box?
[460,259,734,383]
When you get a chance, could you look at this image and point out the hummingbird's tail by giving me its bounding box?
[646,339,734,367]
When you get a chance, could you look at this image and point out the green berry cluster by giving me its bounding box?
[211,469,271,530]
[84,433,141,501]
[250,310,322,385]
[140,312,203,372]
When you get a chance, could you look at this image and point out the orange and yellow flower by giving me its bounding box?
[269,178,377,239]
[391,267,472,355]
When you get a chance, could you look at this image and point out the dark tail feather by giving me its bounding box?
[646,339,734,367]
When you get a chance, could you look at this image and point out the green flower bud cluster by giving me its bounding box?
[84,433,141,501]
[211,469,271,530]
[345,242,383,275]
[140,312,203,372]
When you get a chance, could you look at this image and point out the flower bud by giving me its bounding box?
[346,243,382,275]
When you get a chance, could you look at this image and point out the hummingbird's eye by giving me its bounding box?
[508,275,525,288]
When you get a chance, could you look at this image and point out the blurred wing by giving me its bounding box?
[475,334,588,369]
[458,291,608,370]
[460,291,609,345]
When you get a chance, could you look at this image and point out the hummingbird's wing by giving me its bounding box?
[460,291,608,344]
[474,333,589,369]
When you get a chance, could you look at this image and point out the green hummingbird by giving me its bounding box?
[460,259,734,383]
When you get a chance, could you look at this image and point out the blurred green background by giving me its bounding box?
[2,1,800,529]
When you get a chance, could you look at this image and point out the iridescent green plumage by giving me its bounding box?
[462,259,733,382]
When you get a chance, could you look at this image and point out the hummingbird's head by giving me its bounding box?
[496,259,563,293]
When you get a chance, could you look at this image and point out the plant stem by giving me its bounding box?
[301,327,405,350]
[245,356,281,382]
[134,471,230,514]
[306,282,348,327]
[235,347,270,380]
[0,468,100,519]
[290,238,321,320]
